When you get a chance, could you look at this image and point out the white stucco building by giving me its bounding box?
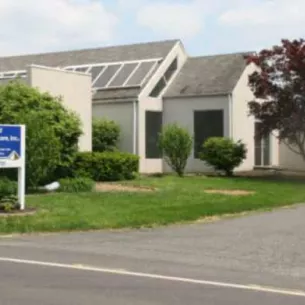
[0,39,300,173]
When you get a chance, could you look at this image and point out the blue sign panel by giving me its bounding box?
[0,125,22,160]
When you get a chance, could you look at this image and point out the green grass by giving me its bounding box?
[1,175,305,234]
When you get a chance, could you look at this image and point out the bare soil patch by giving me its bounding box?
[0,208,37,217]
[95,183,155,193]
[204,189,255,196]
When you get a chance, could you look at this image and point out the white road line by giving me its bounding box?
[0,257,304,298]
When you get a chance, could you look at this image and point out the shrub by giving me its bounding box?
[93,118,120,152]
[158,124,193,177]
[0,178,18,212]
[58,177,95,193]
[0,81,82,182]
[200,137,247,176]
[73,152,139,181]
[0,177,17,199]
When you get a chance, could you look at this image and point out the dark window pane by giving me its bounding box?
[149,77,166,97]
[263,134,270,166]
[194,110,224,158]
[75,67,89,73]
[126,61,155,86]
[164,58,178,81]
[146,111,162,159]
[94,65,121,88]
[90,66,105,82]
[108,63,138,87]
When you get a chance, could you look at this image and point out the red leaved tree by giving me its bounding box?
[247,39,305,159]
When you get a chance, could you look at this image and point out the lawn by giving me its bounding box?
[0,175,305,234]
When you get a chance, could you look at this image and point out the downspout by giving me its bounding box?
[228,94,234,139]
[133,100,138,155]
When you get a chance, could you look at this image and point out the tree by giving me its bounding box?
[158,124,192,177]
[200,138,247,177]
[92,118,120,152]
[247,39,305,159]
[0,81,82,179]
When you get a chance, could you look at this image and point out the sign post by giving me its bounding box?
[0,125,26,210]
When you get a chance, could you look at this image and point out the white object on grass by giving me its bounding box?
[44,182,60,192]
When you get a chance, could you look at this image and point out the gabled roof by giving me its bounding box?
[0,39,179,72]
[164,52,252,98]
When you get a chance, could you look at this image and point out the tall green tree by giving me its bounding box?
[0,81,82,181]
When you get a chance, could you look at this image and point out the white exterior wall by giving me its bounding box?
[232,63,279,170]
[92,101,135,153]
[279,143,305,171]
[163,96,230,173]
[138,41,188,173]
[28,65,92,152]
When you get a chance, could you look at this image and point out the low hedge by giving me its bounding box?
[58,177,95,193]
[73,152,139,181]
[0,177,17,199]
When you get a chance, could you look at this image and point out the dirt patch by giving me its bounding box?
[204,189,255,196]
[0,208,37,217]
[95,183,155,193]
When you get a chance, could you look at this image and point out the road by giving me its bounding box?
[1,204,305,304]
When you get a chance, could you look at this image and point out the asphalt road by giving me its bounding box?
[1,204,305,304]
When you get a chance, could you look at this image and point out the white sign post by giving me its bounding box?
[0,125,26,210]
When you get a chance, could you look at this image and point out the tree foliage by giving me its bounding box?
[158,124,193,177]
[200,138,247,176]
[0,81,82,180]
[92,118,120,152]
[247,39,305,158]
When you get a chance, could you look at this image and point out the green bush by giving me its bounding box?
[0,81,82,182]
[93,118,120,152]
[73,152,139,181]
[0,178,18,212]
[158,123,193,177]
[0,177,17,199]
[200,137,247,176]
[58,177,95,193]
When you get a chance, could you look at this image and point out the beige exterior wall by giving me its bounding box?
[232,63,279,170]
[92,101,135,153]
[138,41,188,173]
[28,65,92,152]
[163,95,230,173]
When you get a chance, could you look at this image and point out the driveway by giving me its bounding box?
[1,204,305,304]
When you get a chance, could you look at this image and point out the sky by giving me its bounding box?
[0,0,304,57]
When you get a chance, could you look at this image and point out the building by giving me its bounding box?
[0,39,298,173]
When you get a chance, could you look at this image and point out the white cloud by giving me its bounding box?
[0,0,118,56]
[136,1,205,40]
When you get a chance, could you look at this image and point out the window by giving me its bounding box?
[164,58,178,81]
[149,57,178,97]
[145,111,162,158]
[194,110,224,158]
[255,122,271,166]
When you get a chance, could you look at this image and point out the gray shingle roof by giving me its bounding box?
[164,52,251,98]
[0,39,178,72]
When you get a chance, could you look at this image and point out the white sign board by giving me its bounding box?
[0,125,26,210]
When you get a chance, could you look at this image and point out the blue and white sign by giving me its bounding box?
[0,125,22,160]
[0,124,26,210]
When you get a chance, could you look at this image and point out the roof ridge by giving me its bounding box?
[0,39,180,59]
[189,51,254,60]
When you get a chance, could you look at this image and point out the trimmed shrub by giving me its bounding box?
[92,118,120,152]
[0,178,18,212]
[158,123,193,177]
[73,152,139,181]
[58,177,95,193]
[0,177,17,199]
[200,137,247,176]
